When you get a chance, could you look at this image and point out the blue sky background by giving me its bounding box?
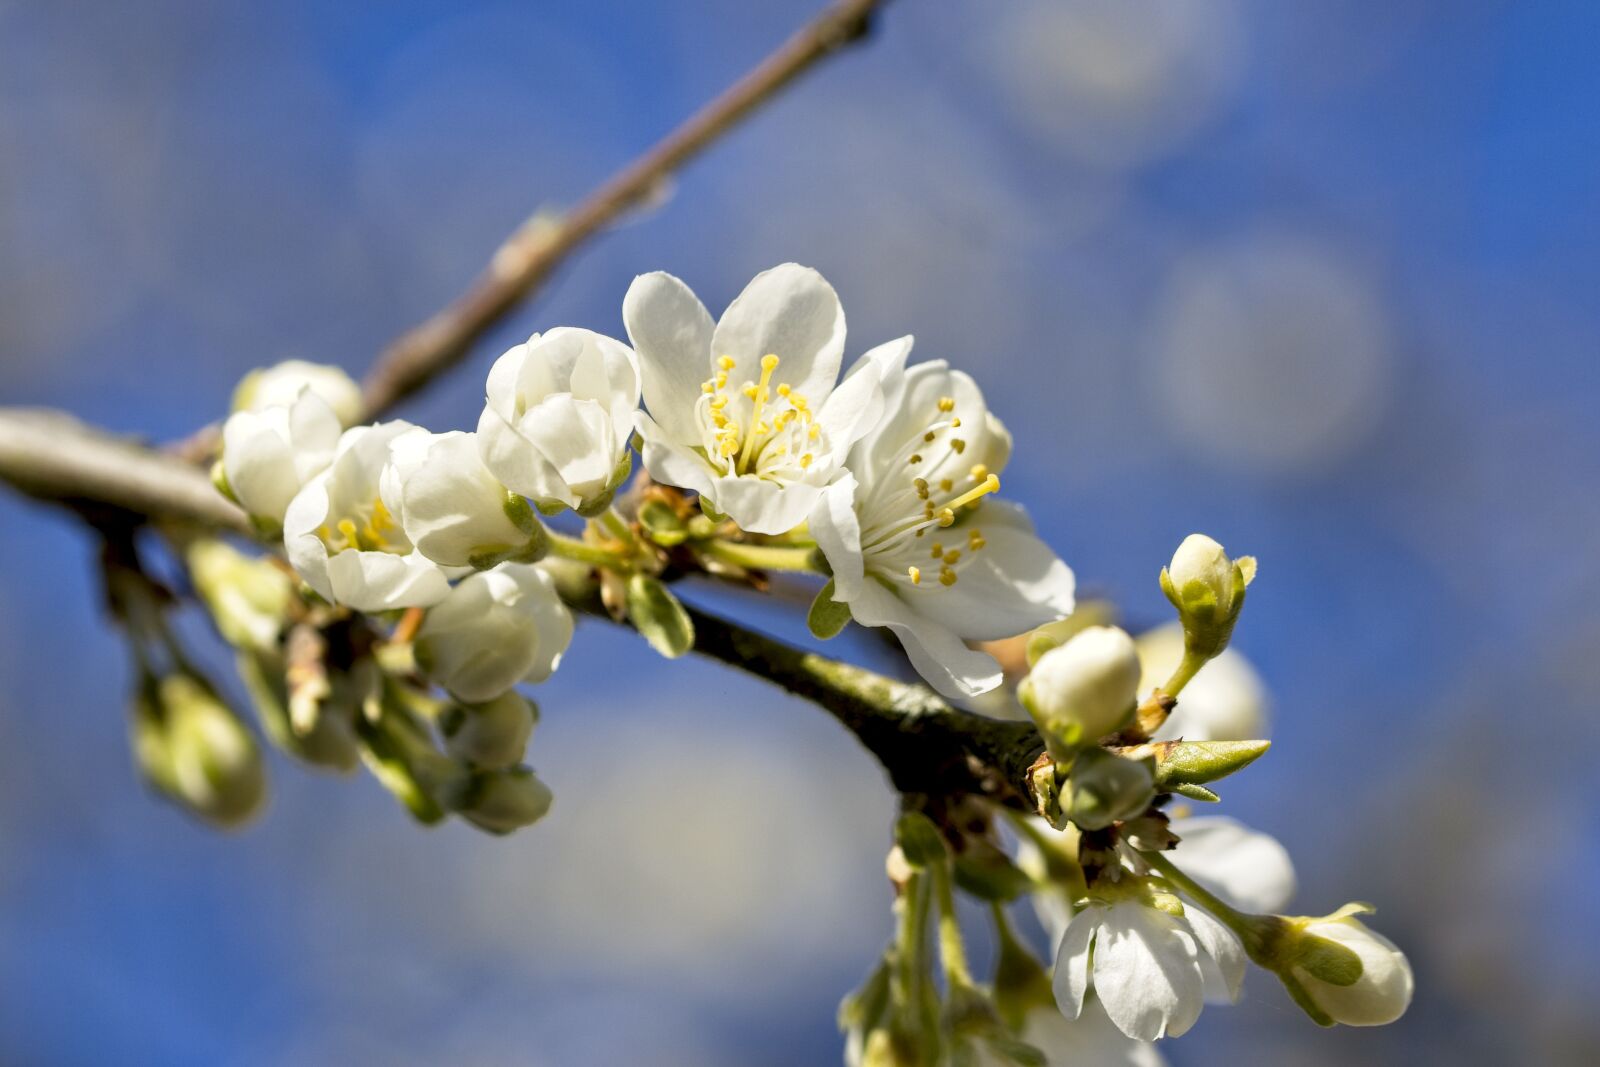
[2,1,1597,1063]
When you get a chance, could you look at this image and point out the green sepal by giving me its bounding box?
[1277,971,1337,1027]
[625,574,694,658]
[807,579,852,639]
[574,487,616,519]
[698,497,727,524]
[1293,933,1366,987]
[210,460,237,504]
[1171,782,1221,802]
[639,499,688,547]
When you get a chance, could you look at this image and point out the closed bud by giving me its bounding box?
[440,691,537,769]
[136,673,266,828]
[1160,534,1256,660]
[221,389,342,528]
[186,540,293,653]
[1278,907,1413,1027]
[1062,748,1155,831]
[381,429,546,570]
[459,767,554,835]
[232,359,362,427]
[413,564,574,703]
[1019,626,1141,757]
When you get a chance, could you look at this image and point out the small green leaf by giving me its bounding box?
[639,499,688,547]
[625,574,694,658]
[807,579,852,639]
[1149,739,1271,788]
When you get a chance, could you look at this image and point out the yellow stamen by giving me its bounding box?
[950,439,966,454]
[718,355,736,371]
[946,473,1000,512]
[907,566,922,585]
[943,549,961,565]
[937,396,955,412]
[969,464,989,481]
[939,567,957,586]
[968,530,986,551]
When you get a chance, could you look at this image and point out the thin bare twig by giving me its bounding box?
[172,0,889,461]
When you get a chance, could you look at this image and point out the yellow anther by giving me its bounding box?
[907,566,922,585]
[716,371,729,388]
[937,396,956,412]
[808,424,820,440]
[940,479,954,492]
[777,383,791,397]
[969,464,989,481]
[800,452,814,468]
[791,395,808,411]
[909,453,923,465]
[718,355,736,371]
[930,541,944,558]
[950,439,966,454]
[968,530,986,551]
[336,518,361,549]
[742,384,760,399]
[761,353,779,372]
[943,549,961,565]
[754,422,771,435]
[951,417,962,428]
[701,381,715,394]
[937,508,956,527]
[710,394,728,409]
[924,431,936,443]
[939,567,958,586]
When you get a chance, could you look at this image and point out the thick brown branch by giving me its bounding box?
[173,0,888,461]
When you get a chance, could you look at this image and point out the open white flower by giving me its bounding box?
[810,358,1076,698]
[232,359,363,427]
[623,263,895,534]
[1052,880,1211,1042]
[412,563,573,703]
[221,388,343,526]
[381,429,543,569]
[477,327,641,514]
[283,421,450,611]
[1137,624,1268,742]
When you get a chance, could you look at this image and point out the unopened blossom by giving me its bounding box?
[1023,626,1142,748]
[282,421,450,612]
[477,327,641,514]
[810,358,1076,697]
[132,672,265,829]
[221,387,343,526]
[1290,911,1413,1026]
[381,429,543,569]
[1053,878,1223,1041]
[1137,624,1268,742]
[624,263,897,534]
[412,563,573,703]
[232,359,363,426]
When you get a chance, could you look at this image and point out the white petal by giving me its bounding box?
[710,263,846,412]
[1023,1000,1169,1067]
[396,431,530,567]
[808,475,866,600]
[848,581,1003,698]
[512,394,617,504]
[1168,816,1296,913]
[478,402,569,505]
[1185,906,1246,1003]
[324,549,449,612]
[813,337,901,449]
[282,475,335,601]
[710,471,824,537]
[1092,901,1206,1041]
[1051,909,1098,1021]
[1142,623,1269,742]
[624,271,714,446]
[636,413,721,500]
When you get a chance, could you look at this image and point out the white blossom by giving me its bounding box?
[221,388,343,526]
[623,263,895,534]
[1292,913,1413,1026]
[1138,623,1269,742]
[282,421,450,612]
[477,327,641,514]
[810,358,1076,698]
[1052,882,1210,1042]
[1017,999,1167,1067]
[1023,626,1142,745]
[412,563,573,703]
[381,429,542,569]
[1166,534,1238,614]
[232,359,363,427]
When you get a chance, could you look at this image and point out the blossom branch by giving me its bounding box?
[0,403,1047,802]
[172,0,890,460]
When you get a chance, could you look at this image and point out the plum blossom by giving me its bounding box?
[381,429,543,569]
[283,421,450,611]
[412,563,574,703]
[221,388,343,527]
[477,328,641,515]
[231,359,363,427]
[810,358,1076,698]
[623,263,896,534]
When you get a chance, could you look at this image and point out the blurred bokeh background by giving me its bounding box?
[2,0,1597,1063]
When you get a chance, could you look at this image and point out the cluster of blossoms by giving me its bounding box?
[119,263,1412,1062]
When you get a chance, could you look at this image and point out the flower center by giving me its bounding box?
[857,394,1000,589]
[696,353,822,480]
[318,495,403,554]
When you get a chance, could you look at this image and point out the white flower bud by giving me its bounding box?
[380,429,544,569]
[135,673,266,828]
[1168,534,1239,617]
[1292,916,1413,1027]
[412,564,574,703]
[232,359,362,427]
[478,327,641,515]
[440,691,537,769]
[1021,626,1141,750]
[460,767,554,835]
[1161,534,1256,661]
[186,540,293,653]
[221,389,343,527]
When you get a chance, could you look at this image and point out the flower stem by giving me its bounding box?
[930,856,973,988]
[699,539,819,573]
[599,506,641,552]
[1140,848,1264,953]
[1161,648,1210,699]
[546,531,633,569]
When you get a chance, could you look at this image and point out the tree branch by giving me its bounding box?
[173,0,890,461]
[0,403,1046,803]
